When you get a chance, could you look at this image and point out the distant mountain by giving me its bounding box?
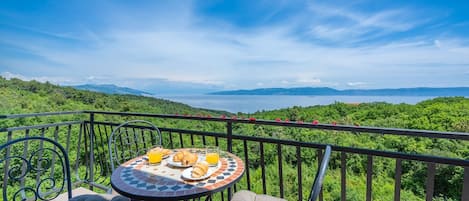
[72,84,153,96]
[209,87,469,96]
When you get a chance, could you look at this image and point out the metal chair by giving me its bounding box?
[307,145,332,201]
[1,137,131,201]
[1,137,72,201]
[231,145,332,201]
[108,120,162,172]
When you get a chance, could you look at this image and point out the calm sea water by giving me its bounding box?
[157,95,439,113]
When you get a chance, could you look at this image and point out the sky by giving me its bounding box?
[1,0,469,94]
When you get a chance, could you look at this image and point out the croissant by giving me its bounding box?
[182,153,198,166]
[151,147,171,156]
[161,149,172,156]
[173,151,188,162]
[192,161,209,178]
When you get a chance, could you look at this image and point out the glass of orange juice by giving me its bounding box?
[205,146,220,166]
[147,145,163,165]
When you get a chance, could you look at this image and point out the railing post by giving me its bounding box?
[394,159,402,201]
[226,121,233,201]
[297,146,303,201]
[366,155,373,201]
[2,132,12,194]
[89,112,95,190]
[75,122,85,185]
[341,152,347,201]
[227,122,233,152]
[425,163,436,201]
[462,167,469,201]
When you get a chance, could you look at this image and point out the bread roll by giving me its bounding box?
[195,161,209,172]
[162,149,171,156]
[182,153,198,166]
[151,147,171,157]
[192,161,209,178]
[173,151,188,162]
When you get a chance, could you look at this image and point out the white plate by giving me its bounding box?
[181,166,218,181]
[166,154,201,168]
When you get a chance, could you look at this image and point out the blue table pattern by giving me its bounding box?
[111,149,245,200]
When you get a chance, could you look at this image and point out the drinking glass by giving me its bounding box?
[205,146,220,166]
[147,145,163,165]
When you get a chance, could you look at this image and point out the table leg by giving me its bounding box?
[204,195,212,201]
[227,187,232,201]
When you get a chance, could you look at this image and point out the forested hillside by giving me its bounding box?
[235,97,469,201]
[0,77,225,121]
[1,77,468,201]
[252,97,469,133]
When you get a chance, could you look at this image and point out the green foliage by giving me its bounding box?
[1,77,468,201]
[0,77,228,122]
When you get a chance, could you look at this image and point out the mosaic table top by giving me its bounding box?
[111,149,245,201]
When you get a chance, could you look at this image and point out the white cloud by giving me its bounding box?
[310,25,364,41]
[358,9,418,31]
[307,2,429,43]
[4,24,469,90]
[434,40,441,48]
[2,72,27,80]
[347,82,367,87]
[0,72,74,84]
[297,78,321,85]
[308,4,420,31]
[1,1,469,92]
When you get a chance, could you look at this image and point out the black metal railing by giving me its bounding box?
[1,110,469,201]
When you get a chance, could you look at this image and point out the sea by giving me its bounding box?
[157,95,442,113]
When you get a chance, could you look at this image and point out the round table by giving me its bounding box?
[110,149,245,200]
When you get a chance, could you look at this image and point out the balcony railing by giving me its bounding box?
[1,111,468,201]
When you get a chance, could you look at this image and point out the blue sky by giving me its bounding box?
[1,0,469,94]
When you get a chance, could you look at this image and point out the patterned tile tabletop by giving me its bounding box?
[111,149,245,200]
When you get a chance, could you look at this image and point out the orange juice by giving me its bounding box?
[148,149,163,164]
[206,152,219,166]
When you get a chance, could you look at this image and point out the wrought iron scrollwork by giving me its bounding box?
[1,156,30,181]
[1,137,72,201]
[12,187,37,201]
[109,120,162,171]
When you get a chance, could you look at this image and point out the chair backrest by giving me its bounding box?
[1,137,72,201]
[108,120,162,171]
[308,145,332,201]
